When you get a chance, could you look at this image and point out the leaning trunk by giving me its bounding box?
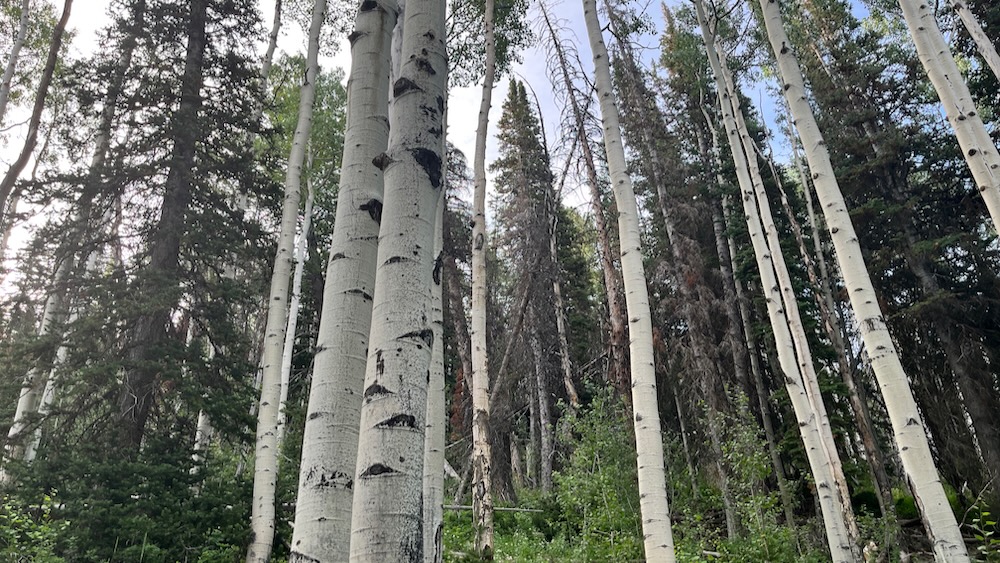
[757,1,969,557]
[899,0,1000,234]
[583,1,675,558]
[246,1,326,560]
[0,0,32,128]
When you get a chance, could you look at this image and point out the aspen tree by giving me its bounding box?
[899,0,1000,233]
[348,0,446,556]
[470,0,497,555]
[757,1,969,558]
[423,189,446,563]
[0,0,71,224]
[290,0,397,558]
[247,0,326,560]
[276,173,314,449]
[0,0,31,128]
[582,0,675,558]
[693,2,856,559]
[949,0,1000,89]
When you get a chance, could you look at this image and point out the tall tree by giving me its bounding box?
[347,0,446,556]
[756,1,969,558]
[470,0,498,556]
[582,0,675,558]
[0,0,32,127]
[290,1,398,560]
[899,0,1000,233]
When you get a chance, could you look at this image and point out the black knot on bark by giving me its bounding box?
[401,328,434,348]
[376,413,417,428]
[780,42,789,54]
[359,198,383,223]
[372,152,393,170]
[393,77,421,98]
[410,147,442,188]
[433,252,443,285]
[364,383,393,399]
[360,463,396,478]
[359,0,378,12]
[347,30,364,46]
[415,57,436,75]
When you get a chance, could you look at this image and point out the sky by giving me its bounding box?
[3,0,796,262]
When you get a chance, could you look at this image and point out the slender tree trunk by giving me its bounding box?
[583,1,675,558]
[757,2,969,558]
[694,3,855,559]
[0,0,31,127]
[546,196,579,408]
[950,0,1000,86]
[0,0,72,225]
[423,190,446,563]
[276,167,315,449]
[470,0,497,557]
[246,1,326,560]
[899,0,1000,234]
[290,1,397,559]
[347,0,446,556]
[120,0,207,451]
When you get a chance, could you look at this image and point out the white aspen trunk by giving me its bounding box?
[900,0,1000,234]
[348,0,446,557]
[470,0,497,557]
[276,169,315,449]
[423,190,446,563]
[582,1,675,558]
[758,2,969,559]
[0,0,31,127]
[693,3,855,560]
[290,0,397,558]
[246,1,325,560]
[717,37,860,553]
[950,0,1000,87]
[2,260,70,478]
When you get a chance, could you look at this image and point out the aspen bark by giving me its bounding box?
[900,0,1000,234]
[757,2,969,558]
[290,1,397,559]
[246,1,325,560]
[0,0,31,128]
[0,0,72,225]
[950,0,1000,86]
[276,171,315,449]
[693,3,855,559]
[583,1,675,558]
[347,0,446,556]
[470,0,497,556]
[423,191,446,563]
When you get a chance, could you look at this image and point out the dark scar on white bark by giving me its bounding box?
[359,198,383,223]
[410,148,442,188]
[372,152,393,170]
[401,328,434,348]
[433,252,442,284]
[415,57,435,75]
[474,233,484,250]
[307,467,353,490]
[330,252,347,261]
[347,30,365,46]
[364,383,393,400]
[290,551,322,563]
[360,463,396,477]
[359,0,378,11]
[376,413,416,428]
[394,77,421,97]
[345,288,373,301]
